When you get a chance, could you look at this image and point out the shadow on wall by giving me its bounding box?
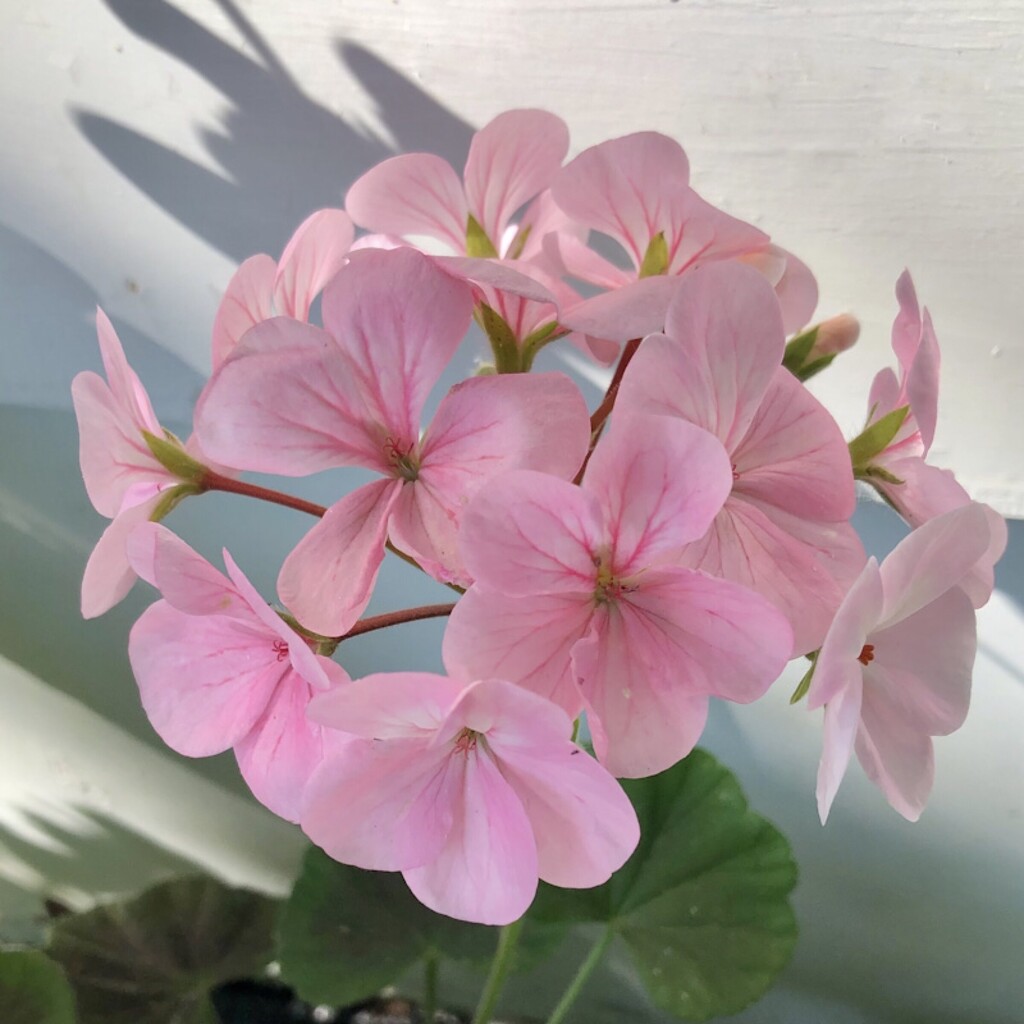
[74,0,473,260]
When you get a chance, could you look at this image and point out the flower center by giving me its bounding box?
[453,727,480,756]
[383,435,420,482]
[593,555,638,605]
[272,639,289,662]
[857,643,875,666]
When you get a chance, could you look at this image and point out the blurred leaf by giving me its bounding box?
[0,949,76,1024]
[848,406,909,469]
[47,875,277,1024]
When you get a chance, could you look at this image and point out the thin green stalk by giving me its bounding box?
[544,926,615,1024]
[472,916,525,1024]
[423,950,439,1022]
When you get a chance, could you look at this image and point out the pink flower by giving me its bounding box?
[302,674,639,925]
[127,523,348,822]
[807,503,995,823]
[545,132,818,345]
[443,412,793,779]
[616,262,862,656]
[345,109,571,263]
[860,271,1006,607]
[72,309,206,618]
[195,247,591,637]
[211,208,355,370]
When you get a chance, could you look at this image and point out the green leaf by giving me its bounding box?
[781,325,818,374]
[638,231,669,278]
[847,406,909,470]
[47,875,278,1024]
[0,950,76,1024]
[465,214,499,259]
[142,431,207,483]
[531,749,798,1021]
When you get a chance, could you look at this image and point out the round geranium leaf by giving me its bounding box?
[47,875,278,1024]
[0,949,76,1024]
[532,748,798,1021]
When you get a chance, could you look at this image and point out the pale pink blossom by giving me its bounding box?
[807,503,994,823]
[860,271,1007,606]
[444,413,793,779]
[127,523,348,822]
[195,247,591,637]
[302,674,639,925]
[211,208,355,370]
[616,262,862,655]
[72,309,206,618]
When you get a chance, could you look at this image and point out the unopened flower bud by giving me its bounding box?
[811,313,860,359]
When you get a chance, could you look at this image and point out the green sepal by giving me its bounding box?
[858,463,905,486]
[142,430,207,483]
[149,482,203,523]
[465,214,499,259]
[796,352,836,381]
[790,650,819,704]
[638,231,669,278]
[520,321,566,370]
[781,325,818,374]
[847,405,910,470]
[476,303,524,373]
[504,223,532,261]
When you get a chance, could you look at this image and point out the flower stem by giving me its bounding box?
[472,916,525,1024]
[338,603,456,643]
[423,950,439,1022]
[574,337,642,484]
[544,926,615,1024]
[201,470,328,517]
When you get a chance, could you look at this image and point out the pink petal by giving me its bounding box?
[869,585,976,736]
[127,600,287,756]
[278,479,401,638]
[302,738,457,871]
[195,317,390,476]
[583,413,733,576]
[756,246,817,333]
[806,558,883,711]
[463,109,570,251]
[816,676,863,824]
[510,188,588,268]
[81,491,163,618]
[403,746,539,925]
[273,208,355,321]
[877,502,992,628]
[556,275,681,344]
[906,308,940,454]
[211,254,276,372]
[434,255,558,305]
[551,132,690,267]
[95,308,161,435]
[891,270,923,372]
[321,248,474,444]
[345,153,468,253]
[308,672,464,739]
[665,189,770,276]
[575,566,792,778]
[458,471,602,596]
[732,368,855,521]
[442,588,592,717]
[541,230,633,291]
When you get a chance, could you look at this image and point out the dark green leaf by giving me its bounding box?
[847,406,909,470]
[0,949,76,1024]
[531,749,798,1021]
[47,875,278,1024]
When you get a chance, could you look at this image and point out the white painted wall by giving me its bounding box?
[1,1,1022,1021]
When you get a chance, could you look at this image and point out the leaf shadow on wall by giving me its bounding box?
[73,0,474,260]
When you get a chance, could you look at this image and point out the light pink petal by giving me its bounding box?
[278,479,401,638]
[806,558,883,711]
[211,254,276,372]
[321,248,474,442]
[541,230,634,290]
[434,255,557,305]
[575,566,792,778]
[855,686,934,822]
[72,370,169,518]
[403,746,538,925]
[127,601,286,756]
[397,373,591,581]
[273,208,355,321]
[869,585,976,736]
[868,366,902,422]
[195,317,389,476]
[905,307,940,454]
[235,664,343,822]
[442,588,592,717]
[511,188,588,267]
[349,232,407,252]
[754,246,818,334]
[463,109,570,250]
[557,276,681,344]
[877,502,992,628]
[891,270,923,372]
[665,189,770,275]
[583,413,733,576]
[345,153,468,253]
[551,132,690,266]
[302,738,457,871]
[458,471,602,596]
[95,308,161,434]
[732,368,855,521]
[816,676,863,824]
[81,491,163,618]
[308,672,463,739]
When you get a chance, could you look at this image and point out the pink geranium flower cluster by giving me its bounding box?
[73,109,1005,925]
